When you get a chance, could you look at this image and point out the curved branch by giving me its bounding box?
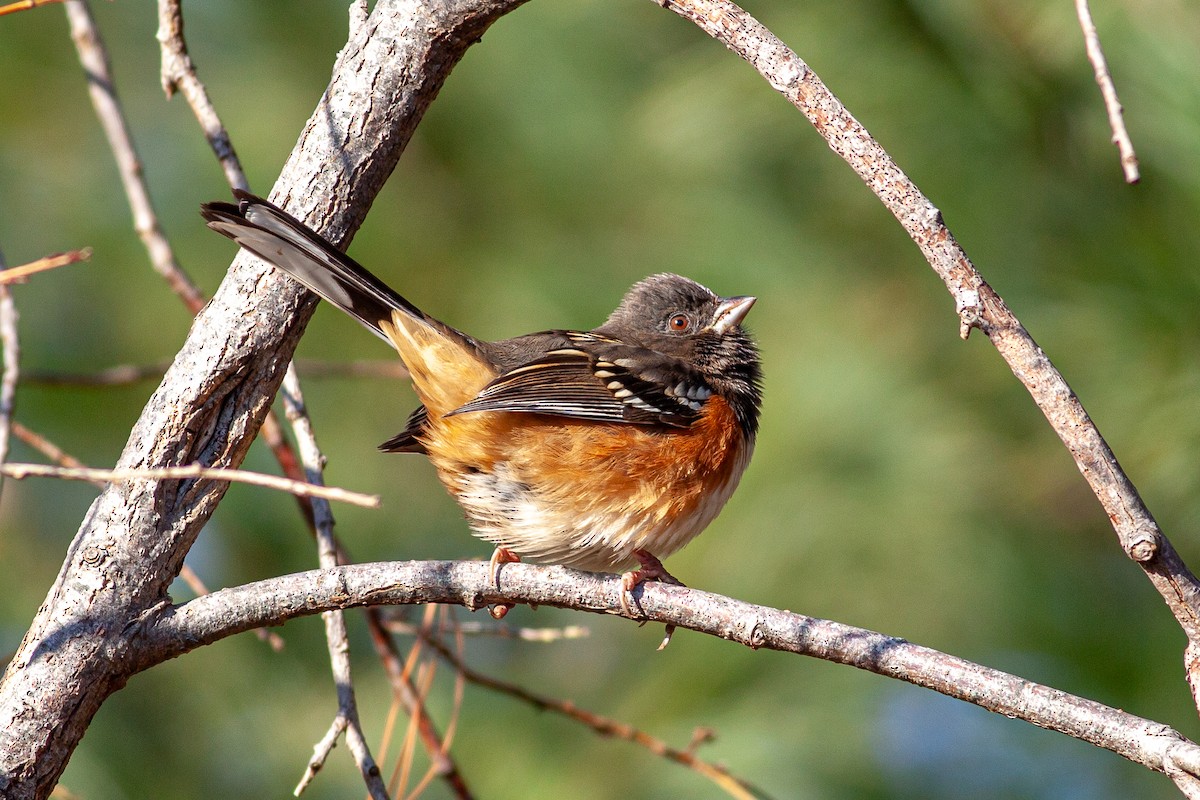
[140,560,1200,780]
[656,0,1200,694]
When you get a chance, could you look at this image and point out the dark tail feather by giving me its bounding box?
[201,191,423,342]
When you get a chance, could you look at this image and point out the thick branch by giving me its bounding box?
[138,560,1200,780]
[0,3,526,798]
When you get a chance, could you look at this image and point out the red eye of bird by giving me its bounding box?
[668,313,691,331]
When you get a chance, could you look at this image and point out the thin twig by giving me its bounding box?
[10,422,83,471]
[155,0,248,190]
[24,359,407,387]
[69,1,324,556]
[296,715,349,795]
[656,0,1200,711]
[0,0,63,15]
[1074,0,1139,183]
[415,622,766,800]
[383,615,589,642]
[403,655,461,800]
[363,608,475,799]
[9,422,285,650]
[149,0,332,548]
[0,249,91,284]
[280,365,390,800]
[390,607,467,800]
[64,0,206,312]
[0,250,18,496]
[24,363,170,387]
[0,461,380,508]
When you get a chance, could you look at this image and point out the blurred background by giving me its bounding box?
[1,0,1199,797]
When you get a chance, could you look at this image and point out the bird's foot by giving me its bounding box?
[488,547,521,619]
[620,549,684,649]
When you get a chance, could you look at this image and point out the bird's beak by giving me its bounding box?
[710,295,756,333]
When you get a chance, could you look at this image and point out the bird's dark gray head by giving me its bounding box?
[597,273,763,433]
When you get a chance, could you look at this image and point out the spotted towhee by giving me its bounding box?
[202,191,762,613]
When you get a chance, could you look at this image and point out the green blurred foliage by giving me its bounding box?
[1,0,1198,797]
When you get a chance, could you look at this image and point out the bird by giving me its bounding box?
[201,190,762,619]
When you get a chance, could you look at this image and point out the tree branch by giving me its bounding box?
[280,367,390,800]
[138,560,1200,782]
[655,0,1200,704]
[156,0,249,191]
[1,1,1184,797]
[0,461,380,508]
[65,0,206,313]
[1074,0,1139,183]
[412,620,765,800]
[0,3,527,797]
[0,250,18,493]
[0,249,91,284]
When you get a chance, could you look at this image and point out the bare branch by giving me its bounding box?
[0,461,380,508]
[655,0,1200,698]
[142,560,1200,785]
[10,422,94,476]
[174,561,285,652]
[64,0,206,313]
[0,251,17,490]
[0,250,91,284]
[383,615,589,642]
[155,0,337,556]
[1074,0,1140,183]
[23,362,169,387]
[154,0,472,792]
[9,423,286,654]
[415,621,766,800]
[25,359,407,387]
[0,0,63,16]
[295,715,349,796]
[155,0,248,190]
[1167,746,1200,800]
[279,366,390,800]
[362,609,474,799]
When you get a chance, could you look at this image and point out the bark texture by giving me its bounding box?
[0,2,526,797]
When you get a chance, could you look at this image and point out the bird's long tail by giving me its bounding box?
[201,190,493,416]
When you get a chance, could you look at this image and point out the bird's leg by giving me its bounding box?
[488,546,521,620]
[620,549,685,649]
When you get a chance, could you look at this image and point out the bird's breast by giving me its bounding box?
[423,395,752,572]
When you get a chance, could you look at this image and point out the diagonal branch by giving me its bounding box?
[0,249,91,284]
[279,367,389,800]
[65,0,206,313]
[655,0,1200,703]
[157,3,475,792]
[0,3,529,798]
[413,622,766,800]
[156,0,249,191]
[1074,0,1139,183]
